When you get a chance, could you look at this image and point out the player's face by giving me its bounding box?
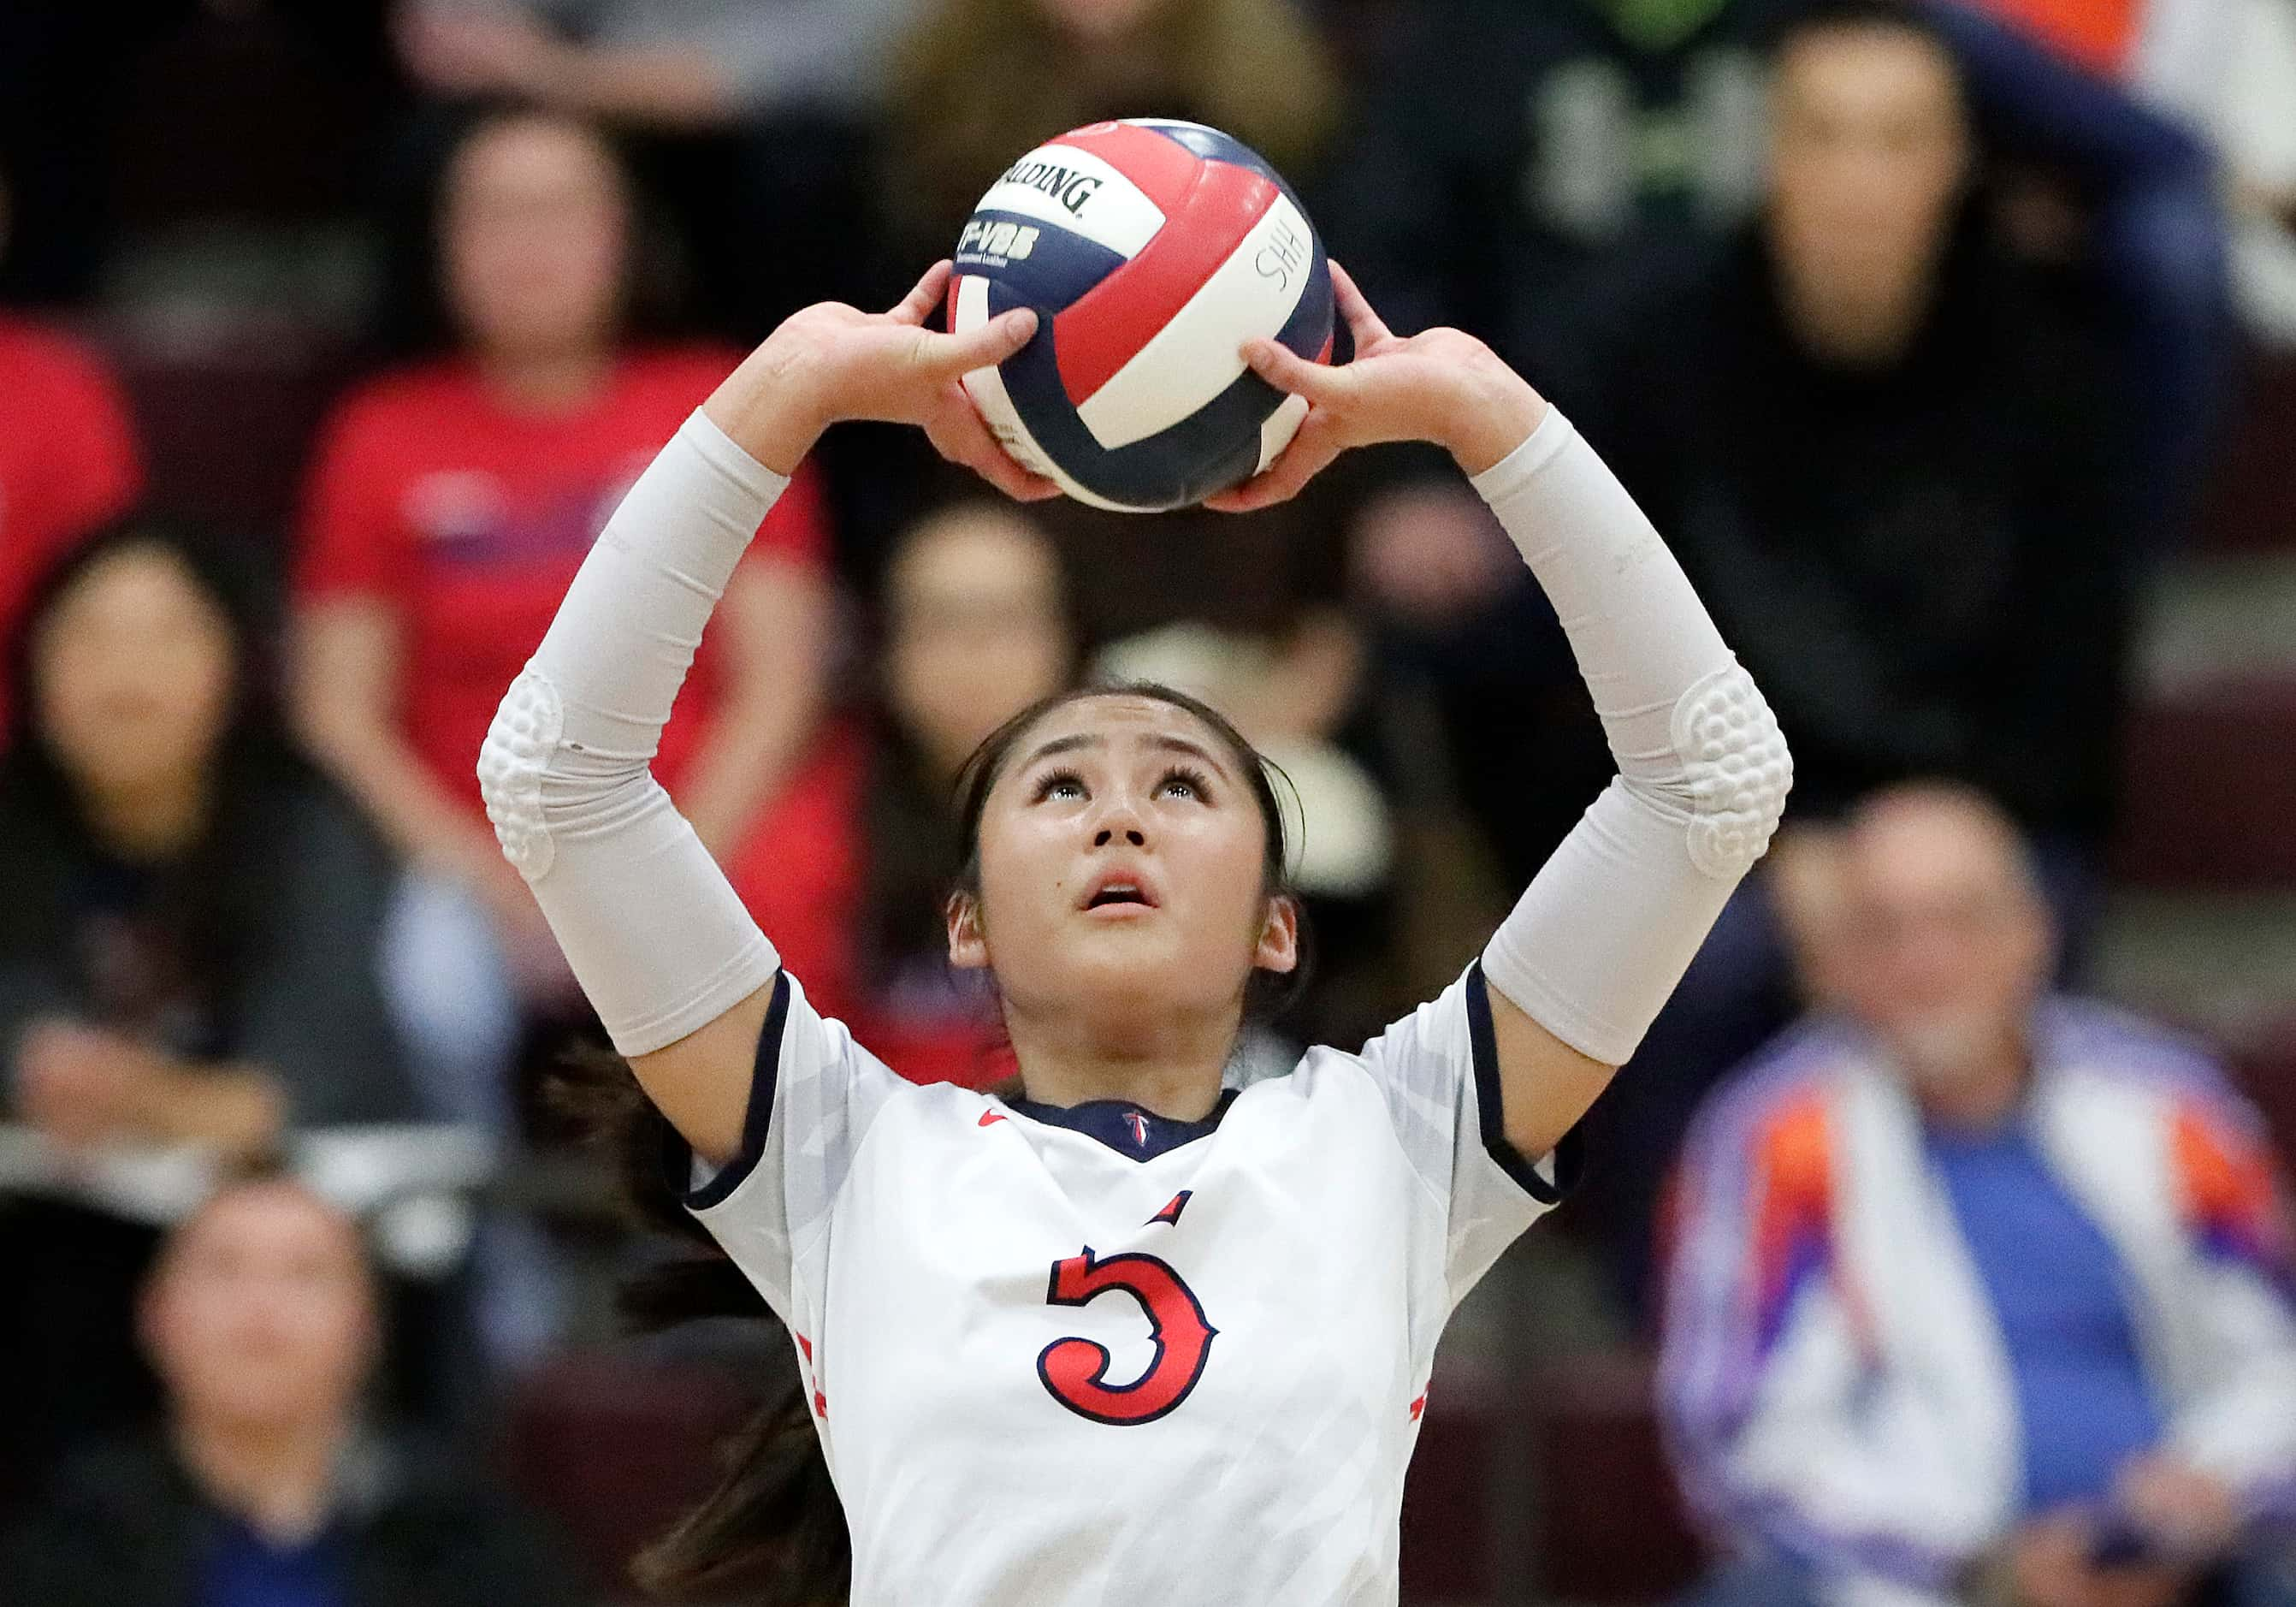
[954,693,1295,1030]
[442,116,630,362]
[34,544,236,811]
[141,1183,376,1432]
[1833,799,2052,1088]
[1767,27,1969,311]
[885,508,1071,774]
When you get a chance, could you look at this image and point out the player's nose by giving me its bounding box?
[1089,796,1148,850]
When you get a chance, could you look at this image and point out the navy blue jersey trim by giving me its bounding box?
[1007,1088,1239,1161]
[676,970,792,1211]
[1465,962,1582,1205]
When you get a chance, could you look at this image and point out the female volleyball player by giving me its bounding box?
[480,260,1790,1604]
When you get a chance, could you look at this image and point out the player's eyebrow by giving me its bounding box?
[1145,734,1234,781]
[1021,732,1103,767]
[1018,730,1234,782]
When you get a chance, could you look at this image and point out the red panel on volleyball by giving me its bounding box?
[1050,158,1276,406]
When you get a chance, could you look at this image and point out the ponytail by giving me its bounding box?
[554,1051,850,1604]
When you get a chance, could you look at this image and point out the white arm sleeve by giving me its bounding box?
[1474,408,1791,1066]
[477,410,786,1056]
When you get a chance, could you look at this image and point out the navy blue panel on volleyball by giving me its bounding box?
[952,211,1125,314]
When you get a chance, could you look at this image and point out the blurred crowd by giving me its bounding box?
[2,0,2294,1603]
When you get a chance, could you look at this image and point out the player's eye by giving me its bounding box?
[1157,765,1215,803]
[1032,768,1088,803]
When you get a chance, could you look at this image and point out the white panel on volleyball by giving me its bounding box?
[1257,393,1309,473]
[1074,192,1313,452]
[951,274,1145,514]
[973,144,1167,260]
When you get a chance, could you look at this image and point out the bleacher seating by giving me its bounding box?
[1526,1350,1704,1604]
[2114,676,2296,888]
[103,314,350,543]
[2195,349,2296,557]
[499,1349,760,1599]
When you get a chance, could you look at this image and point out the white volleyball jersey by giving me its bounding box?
[683,964,1572,1607]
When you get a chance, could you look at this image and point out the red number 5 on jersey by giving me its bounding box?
[1038,1247,1217,1426]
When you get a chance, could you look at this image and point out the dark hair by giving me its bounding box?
[1764,0,1962,69]
[950,679,1311,1021]
[551,1057,848,1604]
[0,514,309,1018]
[155,1153,377,1293]
[559,681,1305,1601]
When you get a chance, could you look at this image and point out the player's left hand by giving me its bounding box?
[1205,263,1548,513]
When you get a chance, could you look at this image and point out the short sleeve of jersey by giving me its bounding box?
[680,970,908,1320]
[1356,963,1582,1302]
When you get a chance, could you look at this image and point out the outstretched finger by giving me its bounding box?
[916,306,1039,380]
[1239,337,1351,406]
[888,260,955,327]
[925,385,1062,501]
[1328,262,1392,349]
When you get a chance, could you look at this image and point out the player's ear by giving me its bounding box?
[947,891,990,971]
[1252,894,1298,975]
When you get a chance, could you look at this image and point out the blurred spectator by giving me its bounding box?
[292,107,836,1029]
[2214,0,2296,345]
[0,1168,588,1607]
[1660,785,2296,1607]
[1323,0,1821,983]
[1920,0,2231,529]
[397,0,913,125]
[0,517,426,1501]
[1558,0,2142,1310]
[395,0,915,328]
[881,0,1342,264]
[1323,0,1808,374]
[0,175,145,737]
[1586,0,2140,836]
[1950,0,2296,346]
[839,501,1075,1084]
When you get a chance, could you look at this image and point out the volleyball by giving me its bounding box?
[948,118,1340,513]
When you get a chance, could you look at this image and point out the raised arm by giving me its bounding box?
[1215,267,1791,1162]
[477,265,1048,1164]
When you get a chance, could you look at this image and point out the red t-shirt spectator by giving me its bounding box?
[299,346,826,806]
[0,317,143,729]
[741,719,1012,1090]
[297,346,854,993]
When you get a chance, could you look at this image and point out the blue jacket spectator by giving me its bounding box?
[1660,786,2296,1607]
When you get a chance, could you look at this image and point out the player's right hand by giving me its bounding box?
[704,261,1057,501]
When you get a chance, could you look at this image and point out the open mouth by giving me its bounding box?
[1081,873,1158,911]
